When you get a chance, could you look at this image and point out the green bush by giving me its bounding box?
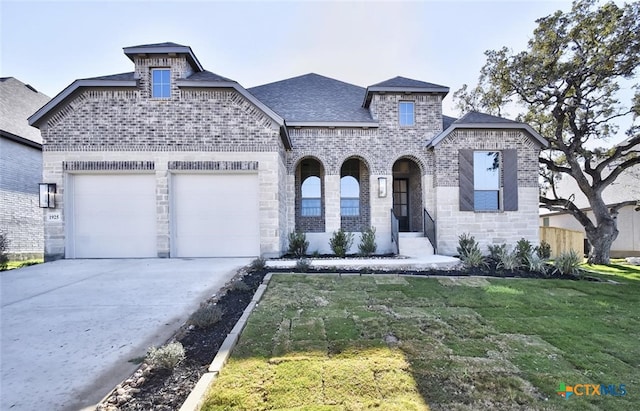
[288,231,309,257]
[189,303,224,328]
[250,257,266,271]
[329,228,354,257]
[146,342,185,369]
[295,258,311,272]
[358,227,377,256]
[457,233,487,268]
[535,240,552,259]
[230,280,251,292]
[0,232,9,271]
[456,232,478,259]
[488,243,508,260]
[497,251,520,271]
[554,250,583,277]
[525,253,548,274]
[515,238,534,264]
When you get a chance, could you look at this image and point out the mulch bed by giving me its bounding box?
[99,259,600,410]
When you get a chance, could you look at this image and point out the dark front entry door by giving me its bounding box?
[393,178,409,231]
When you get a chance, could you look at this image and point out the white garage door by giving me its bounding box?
[172,173,260,257]
[69,174,157,258]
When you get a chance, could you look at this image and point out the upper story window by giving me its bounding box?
[151,68,171,98]
[399,101,415,126]
[473,151,500,211]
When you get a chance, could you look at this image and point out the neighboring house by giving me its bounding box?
[0,77,50,260]
[28,43,547,261]
[540,149,640,257]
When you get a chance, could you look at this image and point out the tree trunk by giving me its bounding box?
[585,217,618,265]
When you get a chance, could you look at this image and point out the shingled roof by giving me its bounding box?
[428,111,548,148]
[0,77,50,145]
[249,73,375,124]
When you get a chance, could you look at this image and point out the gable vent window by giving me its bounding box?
[459,149,518,212]
[399,101,415,126]
[151,68,171,98]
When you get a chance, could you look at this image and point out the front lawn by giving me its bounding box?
[202,274,639,410]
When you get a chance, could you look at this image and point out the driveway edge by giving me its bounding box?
[178,272,273,411]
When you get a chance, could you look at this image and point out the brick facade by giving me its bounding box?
[432,129,542,254]
[33,44,545,259]
[0,138,44,259]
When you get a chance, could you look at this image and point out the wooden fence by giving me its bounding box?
[540,226,584,258]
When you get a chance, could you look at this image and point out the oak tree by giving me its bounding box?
[455,0,640,264]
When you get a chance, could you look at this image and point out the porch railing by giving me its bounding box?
[424,208,437,254]
[391,209,399,255]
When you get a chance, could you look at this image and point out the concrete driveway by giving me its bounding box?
[0,258,251,411]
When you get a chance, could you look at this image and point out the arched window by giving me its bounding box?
[341,159,360,216]
[341,176,360,216]
[301,176,321,216]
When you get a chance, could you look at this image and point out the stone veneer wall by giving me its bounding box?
[433,129,542,255]
[39,84,286,260]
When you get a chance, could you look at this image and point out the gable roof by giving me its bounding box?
[249,73,376,126]
[428,110,548,148]
[0,77,50,146]
[123,42,204,72]
[363,76,449,107]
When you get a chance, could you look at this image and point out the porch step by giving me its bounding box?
[399,235,434,257]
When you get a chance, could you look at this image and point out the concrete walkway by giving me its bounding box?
[0,258,250,411]
[266,254,460,270]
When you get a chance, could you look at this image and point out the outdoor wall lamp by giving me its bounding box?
[39,183,57,208]
[378,177,387,198]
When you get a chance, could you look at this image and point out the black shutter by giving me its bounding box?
[503,149,518,211]
[459,150,474,211]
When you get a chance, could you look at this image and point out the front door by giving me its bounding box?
[393,178,409,231]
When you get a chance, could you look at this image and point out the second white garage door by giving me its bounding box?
[172,173,260,257]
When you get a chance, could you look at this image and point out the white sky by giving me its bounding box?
[0,0,581,120]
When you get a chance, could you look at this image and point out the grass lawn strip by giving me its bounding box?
[202,274,639,411]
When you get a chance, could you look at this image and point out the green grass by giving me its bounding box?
[580,259,640,282]
[2,259,43,271]
[202,274,640,410]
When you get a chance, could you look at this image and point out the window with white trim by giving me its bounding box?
[399,101,415,126]
[151,68,171,98]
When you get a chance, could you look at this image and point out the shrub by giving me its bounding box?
[525,253,548,274]
[488,243,508,261]
[250,257,266,271]
[456,233,477,259]
[497,251,520,271]
[329,228,354,257]
[457,233,482,258]
[0,232,9,271]
[230,280,251,292]
[515,238,534,264]
[189,303,224,328]
[358,227,377,256]
[146,342,185,370]
[295,258,311,272]
[288,231,309,258]
[535,240,552,259]
[462,247,489,269]
[457,233,487,268]
[553,250,583,277]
